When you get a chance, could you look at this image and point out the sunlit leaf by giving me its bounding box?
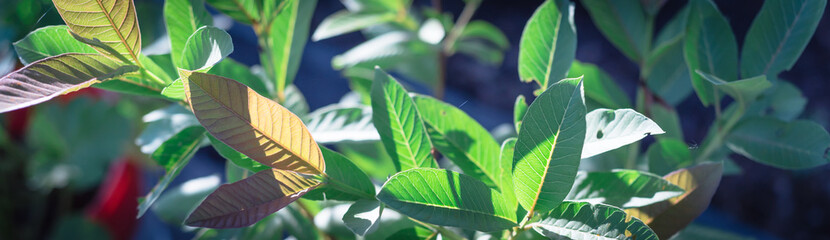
[529,201,658,240]
[499,138,518,211]
[13,25,97,64]
[727,117,830,169]
[582,108,664,158]
[683,0,738,106]
[261,0,316,100]
[371,68,438,171]
[304,147,375,201]
[137,126,206,218]
[205,0,259,24]
[343,199,384,236]
[182,71,325,174]
[513,77,586,214]
[566,170,684,209]
[567,61,630,109]
[377,168,517,232]
[626,162,723,239]
[164,0,213,69]
[53,0,142,62]
[0,53,137,113]
[514,95,528,133]
[580,0,648,62]
[518,0,576,94]
[180,26,234,71]
[413,94,501,189]
[185,168,321,228]
[304,105,379,143]
[313,10,397,41]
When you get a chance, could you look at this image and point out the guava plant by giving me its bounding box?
[1,0,828,239]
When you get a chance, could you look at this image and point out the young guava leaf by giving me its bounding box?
[304,105,379,144]
[182,70,325,175]
[626,162,723,239]
[518,0,576,94]
[566,170,684,209]
[513,77,586,214]
[371,68,438,171]
[313,10,397,41]
[304,147,375,201]
[513,95,528,133]
[261,0,316,100]
[413,94,502,189]
[684,0,738,106]
[741,0,826,78]
[0,53,137,113]
[52,0,142,63]
[342,199,384,236]
[185,168,321,228]
[377,168,517,232]
[13,25,97,64]
[164,0,213,69]
[180,26,234,71]
[582,108,664,159]
[529,201,658,240]
[137,126,206,218]
[580,0,648,62]
[727,117,830,169]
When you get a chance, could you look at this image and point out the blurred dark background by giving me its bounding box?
[1,0,829,239]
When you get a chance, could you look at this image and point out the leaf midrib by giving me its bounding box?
[530,85,579,213]
[760,0,810,75]
[94,0,140,63]
[383,194,514,223]
[424,121,499,189]
[542,5,563,89]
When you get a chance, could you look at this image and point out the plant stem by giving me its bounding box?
[695,103,744,162]
[443,0,481,54]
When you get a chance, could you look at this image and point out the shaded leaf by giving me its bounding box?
[513,78,586,214]
[518,0,576,94]
[727,117,830,169]
[514,95,528,133]
[305,105,379,143]
[183,71,325,174]
[208,59,270,97]
[185,169,321,228]
[697,72,771,106]
[646,138,693,176]
[567,61,630,109]
[305,147,375,200]
[745,81,806,121]
[261,0,316,100]
[529,201,657,240]
[337,141,398,179]
[207,134,270,173]
[459,20,510,50]
[370,68,437,171]
[377,168,517,232]
[313,10,396,41]
[343,199,384,236]
[206,0,259,25]
[645,6,693,106]
[13,25,97,64]
[566,170,684,208]
[580,0,648,62]
[135,104,200,154]
[683,0,738,106]
[53,0,142,62]
[0,53,137,113]
[137,126,206,218]
[164,0,213,69]
[284,84,310,116]
[499,138,518,211]
[582,108,664,158]
[180,26,234,71]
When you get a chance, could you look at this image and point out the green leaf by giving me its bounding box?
[672,224,754,240]
[53,0,142,63]
[164,0,213,69]
[370,67,438,171]
[279,203,321,240]
[518,0,576,94]
[499,138,518,212]
[208,134,270,173]
[150,175,220,225]
[579,0,648,62]
[413,94,502,189]
[459,20,510,50]
[741,0,826,78]
[205,0,259,25]
[567,61,630,109]
[647,138,693,176]
[529,201,658,240]
[137,126,206,218]
[455,40,506,65]
[514,95,528,133]
[650,104,684,140]
[386,226,435,240]
[513,77,586,214]
[136,104,199,154]
[337,141,398,179]
[180,26,234,71]
[626,162,723,239]
[745,81,806,121]
[726,117,830,169]
[13,25,97,64]
[261,0,316,100]
[697,72,771,106]
[566,170,684,208]
[304,147,375,201]
[313,10,397,41]
[208,59,270,97]
[683,0,738,106]
[0,53,138,113]
[343,199,384,236]
[646,40,693,106]
[377,168,517,232]
[304,105,379,143]
[185,169,321,228]
[284,84,310,116]
[582,108,664,158]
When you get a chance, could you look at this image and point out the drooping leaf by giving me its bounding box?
[0,53,137,113]
[182,71,325,174]
[343,199,384,236]
[579,0,648,62]
[377,168,517,232]
[514,95,528,133]
[304,147,375,201]
[313,10,397,41]
[741,0,826,78]
[164,0,213,69]
[582,108,664,158]
[413,94,502,189]
[529,201,658,240]
[726,117,830,169]
[646,138,693,176]
[53,0,142,62]
[370,68,437,171]
[304,105,379,143]
[180,26,234,71]
[205,0,260,25]
[261,0,317,100]
[513,77,586,214]
[518,0,576,94]
[137,126,206,218]
[697,72,771,106]
[567,61,630,109]
[683,0,738,106]
[13,25,97,64]
[185,168,321,228]
[566,170,684,209]
[626,162,723,239]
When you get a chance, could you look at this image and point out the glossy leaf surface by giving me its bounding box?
[582,108,664,158]
[164,0,213,69]
[566,170,684,208]
[518,0,576,94]
[530,201,658,240]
